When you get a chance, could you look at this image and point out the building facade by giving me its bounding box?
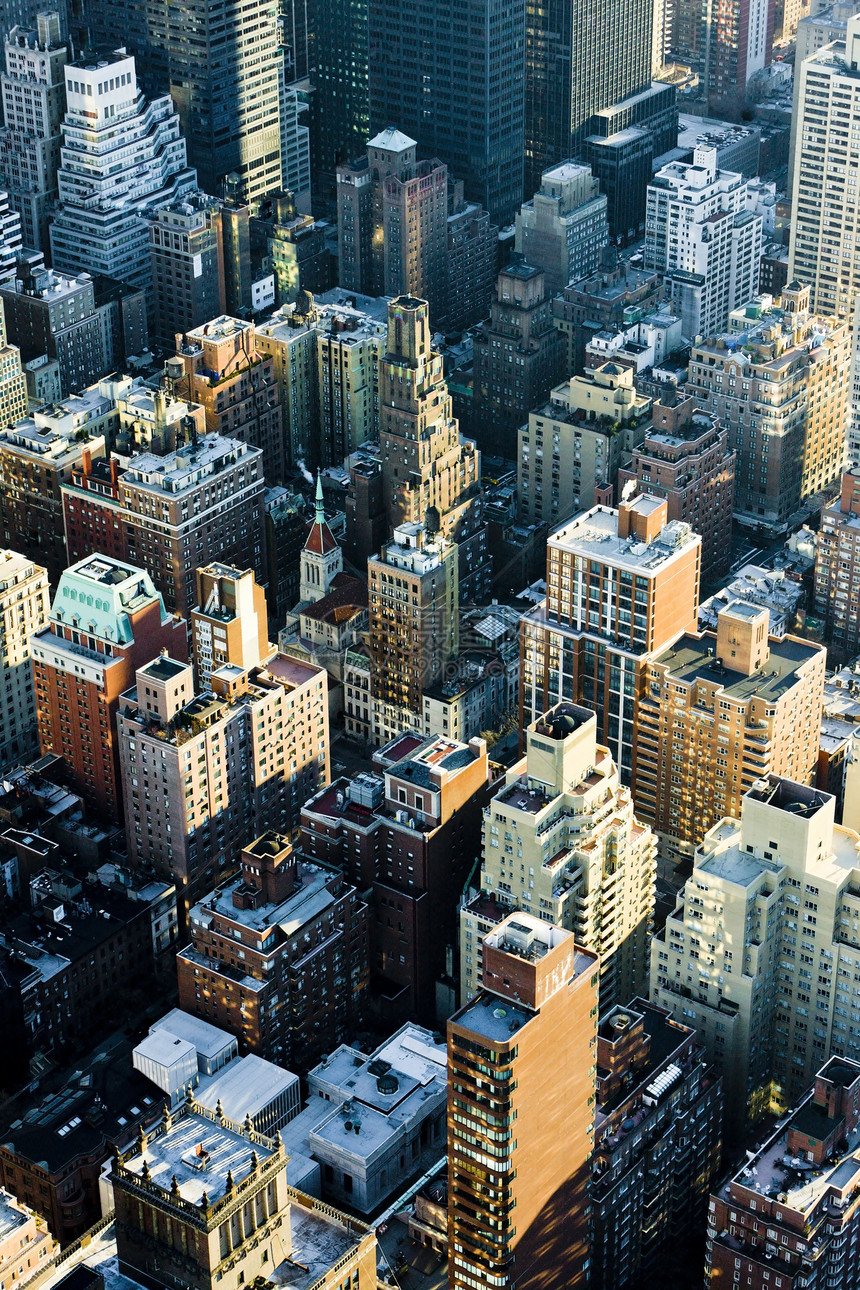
[367,0,525,224]
[176,832,368,1071]
[462,702,656,1009]
[651,775,860,1138]
[448,913,599,1290]
[0,551,48,772]
[515,162,609,296]
[645,147,762,342]
[118,654,329,922]
[62,435,266,619]
[520,495,701,782]
[686,286,851,534]
[32,555,187,819]
[789,15,860,318]
[815,471,860,662]
[0,15,67,254]
[637,600,826,858]
[617,396,735,578]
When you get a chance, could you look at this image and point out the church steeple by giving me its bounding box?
[299,472,342,605]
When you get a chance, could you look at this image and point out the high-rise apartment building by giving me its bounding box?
[176,832,367,1069]
[448,913,599,1290]
[62,435,266,619]
[32,555,187,819]
[0,15,67,254]
[463,702,655,1008]
[118,652,329,920]
[706,1056,860,1289]
[592,1000,722,1290]
[174,318,285,483]
[49,50,195,291]
[368,522,459,746]
[651,775,860,1136]
[337,130,449,324]
[471,262,567,460]
[672,0,773,116]
[191,563,271,690]
[316,307,385,465]
[617,396,735,577]
[149,196,228,353]
[645,147,762,341]
[524,0,653,193]
[112,1099,379,1290]
[378,294,489,603]
[368,0,525,224]
[638,601,826,857]
[518,362,653,526]
[814,471,860,662]
[789,16,860,318]
[515,162,609,296]
[0,191,22,283]
[520,495,701,781]
[0,551,48,771]
[787,0,855,197]
[686,285,851,534]
[0,413,106,587]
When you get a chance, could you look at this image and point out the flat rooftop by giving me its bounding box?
[270,1196,368,1290]
[150,1009,236,1063]
[196,1055,298,1121]
[0,1190,28,1239]
[139,656,188,682]
[122,1109,275,1204]
[655,631,820,702]
[196,859,335,934]
[453,993,534,1043]
[549,504,697,573]
[698,845,770,888]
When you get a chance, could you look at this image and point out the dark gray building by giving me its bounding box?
[82,0,282,204]
[472,261,566,459]
[308,0,369,214]
[524,0,655,195]
[0,254,106,395]
[368,0,525,225]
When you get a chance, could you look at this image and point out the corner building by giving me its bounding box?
[448,913,599,1290]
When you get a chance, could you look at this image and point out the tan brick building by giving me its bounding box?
[637,601,826,857]
[448,914,599,1290]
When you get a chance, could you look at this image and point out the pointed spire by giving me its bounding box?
[315,469,324,521]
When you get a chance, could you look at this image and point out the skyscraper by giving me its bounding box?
[378,295,490,602]
[515,162,609,295]
[448,912,598,1290]
[0,14,67,255]
[309,0,369,212]
[49,50,196,290]
[82,0,282,203]
[789,15,860,318]
[524,0,653,195]
[368,0,525,224]
[0,551,48,772]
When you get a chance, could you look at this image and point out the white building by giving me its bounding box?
[0,15,68,254]
[651,775,860,1138]
[789,15,860,318]
[0,551,48,771]
[645,146,763,341]
[49,49,196,290]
